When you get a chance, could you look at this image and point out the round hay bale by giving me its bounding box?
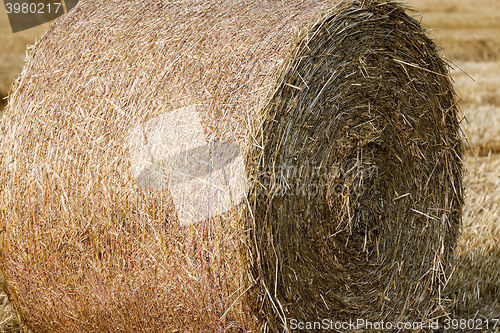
[0,0,464,332]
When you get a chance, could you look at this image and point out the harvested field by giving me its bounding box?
[447,154,500,320]
[453,62,500,155]
[0,5,50,119]
[0,8,50,93]
[412,0,500,62]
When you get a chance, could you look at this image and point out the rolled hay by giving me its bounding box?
[0,0,464,332]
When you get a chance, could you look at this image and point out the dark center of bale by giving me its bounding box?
[244,2,463,330]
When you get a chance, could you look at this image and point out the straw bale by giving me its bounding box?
[0,0,464,332]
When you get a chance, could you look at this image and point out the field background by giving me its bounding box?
[0,0,499,331]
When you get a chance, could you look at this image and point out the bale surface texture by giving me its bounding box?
[0,0,464,332]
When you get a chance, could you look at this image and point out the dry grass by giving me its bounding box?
[0,8,50,91]
[409,0,500,62]
[451,62,500,155]
[0,294,21,333]
[462,104,500,156]
[446,154,500,320]
[0,4,51,119]
[453,62,500,106]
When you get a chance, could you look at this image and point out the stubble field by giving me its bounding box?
[0,0,499,331]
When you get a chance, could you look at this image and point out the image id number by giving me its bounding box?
[443,318,499,330]
[5,2,62,14]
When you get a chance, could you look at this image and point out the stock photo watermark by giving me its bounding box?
[288,316,500,331]
[3,0,80,32]
[254,161,380,199]
[289,318,438,331]
[129,105,381,226]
